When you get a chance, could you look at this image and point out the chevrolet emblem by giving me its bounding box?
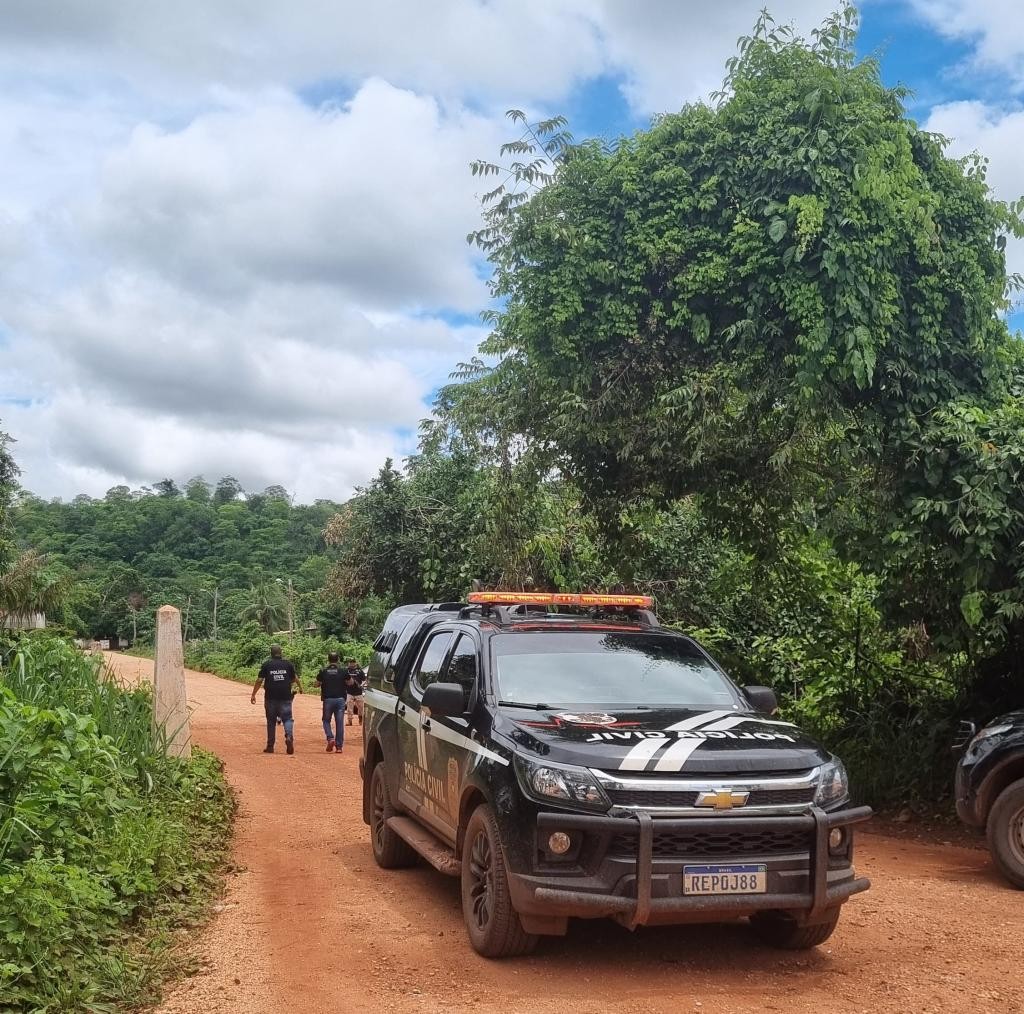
[695,788,750,810]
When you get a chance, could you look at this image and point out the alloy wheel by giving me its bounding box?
[468,829,494,931]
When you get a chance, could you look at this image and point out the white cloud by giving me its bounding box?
[0,0,605,104]
[908,1,1024,88]
[1,77,494,502]
[86,81,496,311]
[593,0,833,114]
[924,100,1024,277]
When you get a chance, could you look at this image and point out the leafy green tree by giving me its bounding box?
[453,6,1024,696]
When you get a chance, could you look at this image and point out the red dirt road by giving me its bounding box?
[106,653,1023,1014]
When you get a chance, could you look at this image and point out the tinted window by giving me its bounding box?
[413,632,455,691]
[446,635,478,695]
[491,632,742,710]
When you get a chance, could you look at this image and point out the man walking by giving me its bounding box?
[251,644,300,754]
[345,658,366,727]
[316,652,360,752]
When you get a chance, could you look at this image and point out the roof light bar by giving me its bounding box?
[467,591,653,608]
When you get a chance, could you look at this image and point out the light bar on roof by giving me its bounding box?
[467,591,653,608]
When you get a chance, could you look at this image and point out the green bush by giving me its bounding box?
[0,635,233,1012]
[185,621,373,687]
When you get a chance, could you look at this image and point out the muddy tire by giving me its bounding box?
[986,777,1024,889]
[749,908,841,949]
[369,763,417,869]
[461,804,538,958]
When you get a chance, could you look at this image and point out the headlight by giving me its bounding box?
[514,756,611,810]
[970,723,1012,749]
[815,757,849,807]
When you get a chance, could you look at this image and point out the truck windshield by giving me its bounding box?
[491,631,743,710]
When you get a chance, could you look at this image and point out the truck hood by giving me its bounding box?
[495,705,828,775]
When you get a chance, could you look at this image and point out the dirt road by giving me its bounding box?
[106,653,1022,1014]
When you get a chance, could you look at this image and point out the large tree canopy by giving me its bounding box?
[453,7,1024,684]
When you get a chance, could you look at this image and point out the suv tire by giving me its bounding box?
[369,763,417,869]
[986,777,1024,889]
[461,804,538,958]
[749,908,840,949]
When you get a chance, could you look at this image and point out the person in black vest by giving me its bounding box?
[316,652,363,752]
[251,644,300,754]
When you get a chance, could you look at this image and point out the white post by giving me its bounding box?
[153,605,192,758]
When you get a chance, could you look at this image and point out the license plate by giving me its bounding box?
[683,863,767,895]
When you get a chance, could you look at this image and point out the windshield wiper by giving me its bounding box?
[498,700,553,710]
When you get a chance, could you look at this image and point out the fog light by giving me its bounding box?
[828,828,845,852]
[548,832,572,855]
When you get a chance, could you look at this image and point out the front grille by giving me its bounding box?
[610,827,809,859]
[607,787,815,808]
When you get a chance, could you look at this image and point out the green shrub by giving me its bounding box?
[0,635,233,1012]
[185,622,373,687]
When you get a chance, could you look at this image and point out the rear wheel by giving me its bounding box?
[369,763,417,869]
[986,777,1024,889]
[749,908,841,949]
[461,804,538,958]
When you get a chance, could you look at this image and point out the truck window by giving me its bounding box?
[445,634,478,699]
[413,631,455,692]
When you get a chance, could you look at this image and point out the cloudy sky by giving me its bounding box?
[2,1,1023,503]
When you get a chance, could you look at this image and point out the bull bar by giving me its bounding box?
[532,805,873,927]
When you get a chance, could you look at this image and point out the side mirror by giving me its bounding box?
[421,682,468,717]
[744,686,778,715]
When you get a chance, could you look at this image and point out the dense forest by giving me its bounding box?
[7,8,1024,807]
[13,477,360,644]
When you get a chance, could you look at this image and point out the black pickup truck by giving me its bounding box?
[359,593,872,957]
[955,711,1024,887]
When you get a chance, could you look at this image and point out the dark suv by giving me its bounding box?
[955,711,1024,887]
[359,593,871,957]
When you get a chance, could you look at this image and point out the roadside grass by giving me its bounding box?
[0,634,234,1012]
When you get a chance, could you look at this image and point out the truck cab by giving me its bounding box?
[360,592,872,957]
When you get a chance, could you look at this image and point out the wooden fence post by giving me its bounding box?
[153,605,192,758]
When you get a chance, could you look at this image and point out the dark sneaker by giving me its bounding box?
[326,739,335,753]
[263,746,274,754]
[286,736,295,755]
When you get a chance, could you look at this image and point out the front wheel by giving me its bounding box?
[369,763,417,869]
[749,908,841,949]
[986,777,1024,888]
[461,804,537,958]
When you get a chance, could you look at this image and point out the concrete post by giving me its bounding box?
[153,605,192,758]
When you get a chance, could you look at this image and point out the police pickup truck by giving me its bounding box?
[359,592,871,957]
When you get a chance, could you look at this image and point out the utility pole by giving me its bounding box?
[212,585,219,642]
[287,578,295,634]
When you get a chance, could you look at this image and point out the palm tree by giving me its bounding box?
[0,551,67,628]
[0,428,67,627]
[239,581,288,633]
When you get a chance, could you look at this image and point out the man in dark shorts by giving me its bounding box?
[251,644,300,754]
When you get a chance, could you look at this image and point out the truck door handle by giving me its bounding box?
[397,705,406,717]
[422,719,432,733]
